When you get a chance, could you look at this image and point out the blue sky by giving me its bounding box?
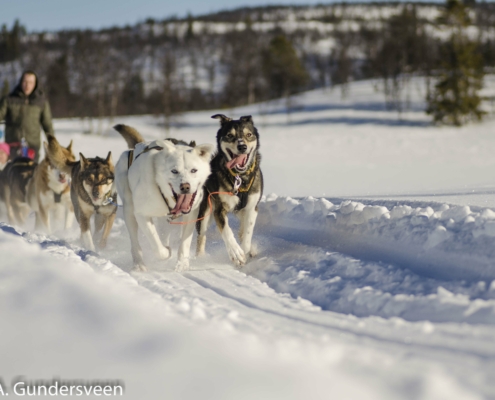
[1,0,316,32]
[1,0,440,32]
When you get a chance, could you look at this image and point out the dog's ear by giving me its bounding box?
[240,115,253,123]
[211,114,232,125]
[189,140,196,147]
[195,143,215,161]
[79,153,89,171]
[104,151,113,168]
[66,140,73,153]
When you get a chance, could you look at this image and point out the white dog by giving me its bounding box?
[114,125,214,272]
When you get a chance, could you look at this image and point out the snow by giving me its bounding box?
[2,77,495,398]
[52,76,495,208]
[256,195,495,324]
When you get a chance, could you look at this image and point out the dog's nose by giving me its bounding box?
[237,144,247,153]
[92,188,99,198]
[180,183,190,194]
[60,173,65,179]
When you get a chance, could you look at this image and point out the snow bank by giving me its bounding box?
[260,195,495,280]
[255,196,495,324]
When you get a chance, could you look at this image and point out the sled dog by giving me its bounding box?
[196,114,263,266]
[114,124,214,272]
[26,140,75,233]
[46,135,117,251]
[1,157,37,226]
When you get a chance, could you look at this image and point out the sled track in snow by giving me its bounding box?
[4,192,495,328]
[181,270,495,359]
[3,213,495,397]
[5,193,495,327]
[3,221,495,361]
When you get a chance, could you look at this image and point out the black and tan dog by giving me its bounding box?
[196,114,263,266]
[46,135,117,251]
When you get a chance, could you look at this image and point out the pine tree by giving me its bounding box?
[262,35,308,100]
[426,0,485,126]
[185,13,195,41]
[0,20,25,63]
[46,54,72,117]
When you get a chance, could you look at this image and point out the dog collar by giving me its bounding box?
[101,190,117,207]
[226,158,257,194]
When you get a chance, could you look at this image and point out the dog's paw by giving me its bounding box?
[175,258,190,272]
[242,243,258,259]
[156,246,171,260]
[226,244,246,266]
[132,263,148,272]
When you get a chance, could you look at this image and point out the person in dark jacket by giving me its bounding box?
[0,70,54,162]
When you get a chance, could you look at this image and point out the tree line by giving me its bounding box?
[0,1,493,127]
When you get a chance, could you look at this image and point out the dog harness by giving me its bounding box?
[53,192,62,203]
[127,150,134,168]
[227,158,257,194]
[126,145,173,212]
[226,159,257,211]
[127,145,164,169]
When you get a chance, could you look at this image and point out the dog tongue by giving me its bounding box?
[170,193,193,215]
[226,154,248,169]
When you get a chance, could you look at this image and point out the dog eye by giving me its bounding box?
[171,169,179,174]
[246,133,252,138]
[191,169,197,173]
[226,134,234,139]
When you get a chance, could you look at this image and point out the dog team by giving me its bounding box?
[0,114,263,272]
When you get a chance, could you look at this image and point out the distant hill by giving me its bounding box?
[1,2,494,122]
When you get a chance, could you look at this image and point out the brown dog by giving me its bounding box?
[26,140,75,233]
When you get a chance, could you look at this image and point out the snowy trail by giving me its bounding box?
[7,226,495,399]
[4,193,495,398]
[4,78,495,398]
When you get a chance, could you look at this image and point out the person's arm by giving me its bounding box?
[0,97,7,122]
[40,99,54,136]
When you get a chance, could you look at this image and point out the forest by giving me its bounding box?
[1,1,495,127]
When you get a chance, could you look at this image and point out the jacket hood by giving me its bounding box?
[12,71,41,98]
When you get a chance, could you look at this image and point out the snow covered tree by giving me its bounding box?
[427,0,485,126]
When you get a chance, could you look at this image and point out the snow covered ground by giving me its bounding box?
[2,78,495,399]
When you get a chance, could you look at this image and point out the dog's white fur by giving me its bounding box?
[115,139,214,272]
